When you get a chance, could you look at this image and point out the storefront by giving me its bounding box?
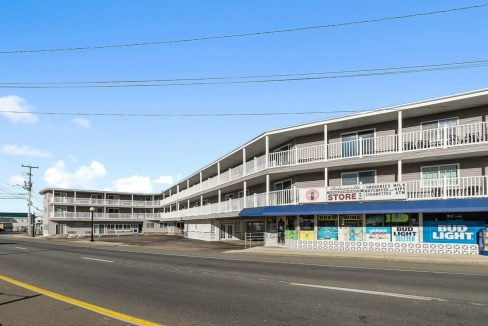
[241,198,488,254]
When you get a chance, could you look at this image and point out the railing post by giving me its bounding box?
[443,176,448,199]
[265,135,269,169]
[254,193,257,207]
[294,146,297,165]
[358,136,363,158]
[266,174,270,206]
[443,126,448,148]
[398,110,403,153]
[323,124,328,161]
[243,181,247,208]
[242,147,247,175]
[218,189,221,213]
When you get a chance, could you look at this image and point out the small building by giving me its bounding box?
[0,212,28,232]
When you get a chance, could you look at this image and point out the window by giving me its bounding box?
[341,170,376,186]
[107,207,119,214]
[421,117,458,142]
[54,192,67,197]
[421,164,459,186]
[341,129,375,157]
[54,206,67,213]
[146,222,154,228]
[107,194,119,200]
[91,194,103,199]
[224,193,234,200]
[274,179,292,191]
[237,190,250,198]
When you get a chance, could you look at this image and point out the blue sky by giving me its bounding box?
[1,0,487,212]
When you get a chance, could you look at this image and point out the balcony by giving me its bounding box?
[50,212,153,220]
[161,121,488,205]
[158,176,488,221]
[50,197,156,207]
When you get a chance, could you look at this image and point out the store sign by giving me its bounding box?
[423,221,484,244]
[298,183,407,203]
[366,226,391,242]
[392,226,418,242]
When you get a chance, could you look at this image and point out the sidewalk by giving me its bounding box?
[228,246,488,266]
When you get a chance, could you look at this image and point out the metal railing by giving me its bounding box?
[244,232,265,248]
[50,212,150,220]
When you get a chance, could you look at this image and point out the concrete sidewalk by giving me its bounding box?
[229,246,488,265]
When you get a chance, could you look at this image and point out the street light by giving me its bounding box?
[90,207,95,242]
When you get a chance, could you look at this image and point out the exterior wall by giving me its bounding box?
[329,165,397,187]
[402,105,486,133]
[402,157,487,182]
[185,219,217,241]
[328,120,397,144]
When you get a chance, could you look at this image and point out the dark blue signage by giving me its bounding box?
[423,220,485,244]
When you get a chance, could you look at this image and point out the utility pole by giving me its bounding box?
[22,164,38,237]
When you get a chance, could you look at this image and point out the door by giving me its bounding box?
[220,223,234,240]
[226,224,233,239]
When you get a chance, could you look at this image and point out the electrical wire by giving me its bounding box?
[1,3,486,54]
[2,59,488,86]
[1,60,487,89]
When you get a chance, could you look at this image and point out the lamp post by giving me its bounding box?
[90,207,95,242]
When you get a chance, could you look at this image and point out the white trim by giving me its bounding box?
[340,170,377,186]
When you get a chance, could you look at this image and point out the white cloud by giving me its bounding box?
[72,117,91,128]
[1,144,50,158]
[0,95,38,123]
[113,175,153,193]
[43,160,107,188]
[9,174,25,186]
[153,175,174,185]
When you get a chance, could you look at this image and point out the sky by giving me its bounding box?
[0,0,487,213]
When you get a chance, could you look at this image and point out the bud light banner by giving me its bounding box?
[423,220,484,244]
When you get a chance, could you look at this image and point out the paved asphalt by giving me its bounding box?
[1,235,488,326]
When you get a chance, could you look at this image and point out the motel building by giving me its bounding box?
[41,89,488,255]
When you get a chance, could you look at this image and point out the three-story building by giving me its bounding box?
[41,88,488,254]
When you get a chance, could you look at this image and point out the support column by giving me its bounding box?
[266,174,270,206]
[187,199,190,210]
[131,194,134,217]
[324,167,329,187]
[74,191,77,215]
[243,181,247,208]
[398,110,403,153]
[187,179,190,189]
[199,172,203,184]
[218,189,222,213]
[242,147,247,175]
[397,160,403,183]
[419,212,424,242]
[200,195,203,206]
[323,124,328,161]
[265,135,270,168]
[217,162,221,184]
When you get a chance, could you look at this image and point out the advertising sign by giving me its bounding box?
[317,227,338,240]
[299,231,316,240]
[298,183,407,204]
[366,226,391,242]
[423,220,484,244]
[298,188,326,203]
[285,230,298,240]
[340,227,363,241]
[327,183,407,202]
[392,226,418,242]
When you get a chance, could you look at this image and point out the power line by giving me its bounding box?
[1,60,487,89]
[1,3,487,54]
[2,59,488,86]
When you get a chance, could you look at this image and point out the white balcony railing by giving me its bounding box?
[50,197,156,207]
[158,176,488,221]
[86,121,488,208]
[50,212,152,220]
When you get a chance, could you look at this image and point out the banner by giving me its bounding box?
[299,231,316,240]
[366,226,391,242]
[392,226,418,242]
[340,227,363,241]
[298,183,407,204]
[285,230,298,240]
[423,220,484,244]
[317,227,338,240]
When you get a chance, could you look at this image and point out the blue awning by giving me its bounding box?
[239,198,488,217]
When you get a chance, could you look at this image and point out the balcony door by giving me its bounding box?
[341,129,374,157]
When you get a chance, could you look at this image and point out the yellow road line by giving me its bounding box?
[0,274,162,326]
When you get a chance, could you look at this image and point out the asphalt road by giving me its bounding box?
[1,235,488,326]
